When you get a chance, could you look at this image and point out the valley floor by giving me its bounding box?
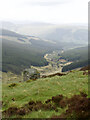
[31,50,72,76]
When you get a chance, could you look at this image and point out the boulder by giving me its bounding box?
[23,68,40,81]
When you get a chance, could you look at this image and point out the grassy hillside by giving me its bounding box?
[62,60,88,72]
[61,46,88,61]
[61,46,88,72]
[2,39,49,74]
[2,70,88,118]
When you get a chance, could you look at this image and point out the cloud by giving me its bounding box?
[31,2,65,6]
[23,0,70,6]
[0,0,88,24]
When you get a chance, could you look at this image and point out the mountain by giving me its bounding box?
[0,21,55,36]
[40,27,88,45]
[0,21,88,45]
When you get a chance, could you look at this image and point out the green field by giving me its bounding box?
[2,70,89,118]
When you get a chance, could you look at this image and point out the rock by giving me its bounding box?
[23,68,40,81]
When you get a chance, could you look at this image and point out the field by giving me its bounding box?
[2,70,89,119]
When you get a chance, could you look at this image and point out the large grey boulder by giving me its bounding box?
[23,68,40,81]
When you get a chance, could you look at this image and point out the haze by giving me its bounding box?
[0,0,88,24]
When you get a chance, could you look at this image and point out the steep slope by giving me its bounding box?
[2,39,49,74]
[61,46,88,72]
[2,70,88,118]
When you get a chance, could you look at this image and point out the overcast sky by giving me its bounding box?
[0,0,89,24]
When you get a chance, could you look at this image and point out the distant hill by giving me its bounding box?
[1,21,88,45]
[1,29,60,46]
[0,29,25,38]
[40,27,88,45]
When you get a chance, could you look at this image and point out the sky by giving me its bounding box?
[0,0,89,24]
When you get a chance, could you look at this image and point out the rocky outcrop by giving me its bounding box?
[23,68,40,81]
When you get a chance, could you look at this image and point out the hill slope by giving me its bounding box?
[61,46,88,72]
[40,27,88,45]
[2,70,88,118]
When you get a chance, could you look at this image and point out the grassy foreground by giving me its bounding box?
[2,70,88,118]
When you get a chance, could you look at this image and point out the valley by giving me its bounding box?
[0,0,89,118]
[1,24,89,119]
[31,50,72,76]
[2,49,72,84]
[0,29,73,75]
